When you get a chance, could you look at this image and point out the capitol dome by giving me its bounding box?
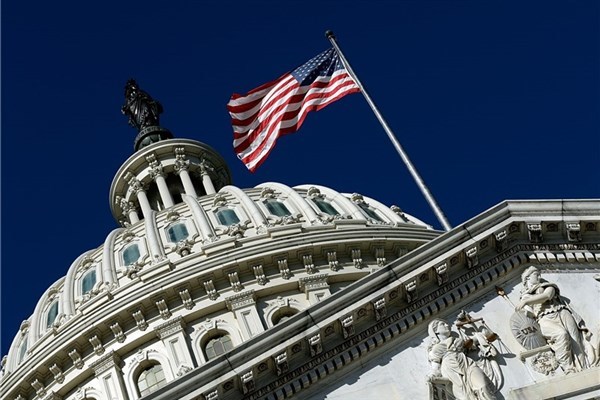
[1,120,440,400]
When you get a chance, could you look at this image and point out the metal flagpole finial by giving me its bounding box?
[325,30,335,40]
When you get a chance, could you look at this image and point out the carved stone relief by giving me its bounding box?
[426,312,502,400]
[511,266,597,374]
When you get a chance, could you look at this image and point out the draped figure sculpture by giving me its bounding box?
[516,266,595,372]
[121,79,163,131]
[427,317,501,400]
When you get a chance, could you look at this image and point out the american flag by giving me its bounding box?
[227,48,360,172]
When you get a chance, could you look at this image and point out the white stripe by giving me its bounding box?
[234,74,357,150]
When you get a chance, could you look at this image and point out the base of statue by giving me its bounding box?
[134,126,174,151]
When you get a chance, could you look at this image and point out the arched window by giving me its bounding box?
[167,223,189,242]
[265,199,291,217]
[357,202,384,222]
[122,243,141,266]
[137,363,167,397]
[272,307,299,326]
[17,337,28,364]
[215,209,240,226]
[81,269,97,294]
[204,334,234,360]
[312,198,339,216]
[46,301,59,329]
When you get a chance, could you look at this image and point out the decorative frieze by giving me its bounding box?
[203,279,219,300]
[277,258,292,279]
[132,310,148,331]
[68,349,84,369]
[110,322,126,343]
[253,265,268,285]
[178,288,195,309]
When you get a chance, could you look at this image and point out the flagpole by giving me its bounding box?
[326,30,452,232]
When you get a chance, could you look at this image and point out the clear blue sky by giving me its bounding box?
[2,1,599,356]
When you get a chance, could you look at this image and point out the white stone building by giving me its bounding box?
[1,91,599,400]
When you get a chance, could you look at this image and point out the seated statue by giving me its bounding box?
[427,317,501,400]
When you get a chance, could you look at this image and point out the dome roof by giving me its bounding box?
[1,180,439,398]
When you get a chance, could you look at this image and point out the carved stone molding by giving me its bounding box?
[132,310,148,331]
[203,279,219,300]
[277,258,292,279]
[298,274,329,292]
[179,288,195,309]
[90,351,121,376]
[110,322,126,343]
[155,316,186,339]
[68,349,84,369]
[226,290,256,311]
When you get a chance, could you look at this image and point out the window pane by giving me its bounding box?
[46,301,59,328]
[358,202,383,222]
[216,209,240,226]
[123,244,140,265]
[138,364,167,396]
[313,199,339,216]
[205,334,233,360]
[167,223,189,242]
[18,338,28,364]
[265,200,291,217]
[81,270,97,294]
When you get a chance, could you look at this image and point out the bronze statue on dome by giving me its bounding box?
[121,79,163,131]
[121,79,173,151]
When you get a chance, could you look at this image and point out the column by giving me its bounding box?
[147,155,174,208]
[90,352,129,400]
[225,290,265,340]
[127,174,152,220]
[174,148,198,198]
[154,317,195,376]
[199,159,216,195]
[117,196,139,225]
